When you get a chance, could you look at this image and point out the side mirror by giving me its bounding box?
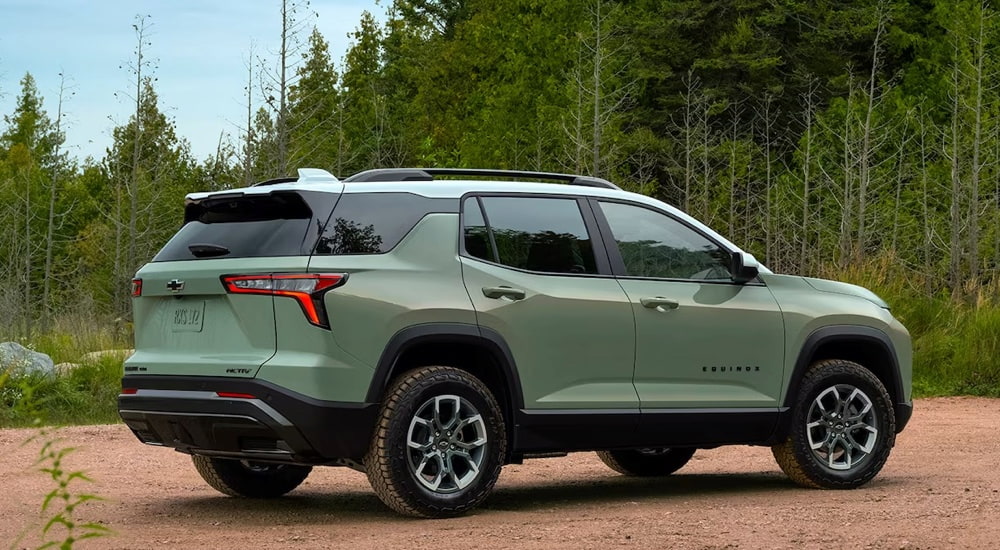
[730,251,760,284]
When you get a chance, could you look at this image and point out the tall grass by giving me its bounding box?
[829,255,1000,397]
[1,357,123,428]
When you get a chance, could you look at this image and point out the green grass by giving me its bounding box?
[830,257,1000,398]
[1,356,123,428]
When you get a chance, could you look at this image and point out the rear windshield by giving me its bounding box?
[153,191,335,261]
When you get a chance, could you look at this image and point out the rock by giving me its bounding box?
[0,342,55,377]
[81,349,134,364]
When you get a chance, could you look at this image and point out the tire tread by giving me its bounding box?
[771,359,896,489]
[365,366,505,518]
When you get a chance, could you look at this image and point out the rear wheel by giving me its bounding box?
[365,366,506,518]
[596,447,696,476]
[772,359,895,489]
[192,455,311,498]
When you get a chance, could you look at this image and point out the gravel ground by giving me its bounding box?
[1,397,997,549]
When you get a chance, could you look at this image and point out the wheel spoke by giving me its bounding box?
[408,439,432,450]
[407,393,490,494]
[807,383,880,472]
[415,453,445,491]
[407,416,433,450]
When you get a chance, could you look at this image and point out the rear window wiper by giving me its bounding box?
[188,243,231,258]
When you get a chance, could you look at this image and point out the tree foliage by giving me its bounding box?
[5,0,1000,339]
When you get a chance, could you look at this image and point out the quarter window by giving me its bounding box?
[463,196,598,275]
[599,201,732,280]
[314,193,453,255]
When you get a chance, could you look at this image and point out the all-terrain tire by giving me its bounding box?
[596,448,696,476]
[192,455,311,498]
[364,366,506,518]
[772,359,896,489]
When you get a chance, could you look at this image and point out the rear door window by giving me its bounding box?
[464,196,599,275]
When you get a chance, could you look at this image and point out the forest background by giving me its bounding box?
[2,0,999,425]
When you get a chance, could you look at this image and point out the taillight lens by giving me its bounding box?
[131,278,143,297]
[220,273,346,328]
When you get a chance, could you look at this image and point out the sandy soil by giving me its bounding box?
[1,397,998,549]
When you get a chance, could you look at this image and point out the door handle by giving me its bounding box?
[640,296,679,310]
[482,286,526,300]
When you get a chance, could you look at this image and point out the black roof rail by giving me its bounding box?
[343,167,620,190]
[342,168,433,182]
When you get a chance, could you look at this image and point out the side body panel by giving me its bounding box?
[290,213,477,402]
[761,273,912,407]
[460,258,638,410]
[618,279,786,408]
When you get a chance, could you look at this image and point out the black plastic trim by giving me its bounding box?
[516,409,640,451]
[514,407,783,452]
[119,376,377,461]
[366,323,525,411]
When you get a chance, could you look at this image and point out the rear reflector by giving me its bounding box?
[220,273,346,328]
[131,278,142,297]
[216,392,256,399]
[121,388,138,395]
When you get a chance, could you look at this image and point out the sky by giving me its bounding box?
[0,0,386,162]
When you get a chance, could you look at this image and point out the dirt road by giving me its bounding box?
[2,397,998,549]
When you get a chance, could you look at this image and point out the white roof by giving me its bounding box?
[185,167,752,260]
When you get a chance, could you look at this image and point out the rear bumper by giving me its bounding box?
[118,375,377,463]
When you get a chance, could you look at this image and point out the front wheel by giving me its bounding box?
[192,456,311,498]
[596,447,696,476]
[772,359,896,489]
[364,366,506,518]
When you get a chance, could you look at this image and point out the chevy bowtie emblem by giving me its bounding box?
[166,279,185,293]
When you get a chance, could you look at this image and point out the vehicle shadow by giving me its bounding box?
[485,471,794,512]
[139,471,804,524]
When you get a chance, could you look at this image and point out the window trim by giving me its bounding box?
[459,192,614,278]
[588,197,763,285]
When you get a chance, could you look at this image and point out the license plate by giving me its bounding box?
[171,301,205,332]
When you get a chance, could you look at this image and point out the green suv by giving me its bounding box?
[119,167,913,517]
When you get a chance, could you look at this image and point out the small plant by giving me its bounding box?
[24,427,112,549]
[4,371,112,549]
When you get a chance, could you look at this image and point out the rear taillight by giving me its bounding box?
[220,273,346,328]
[121,388,138,395]
[131,278,142,297]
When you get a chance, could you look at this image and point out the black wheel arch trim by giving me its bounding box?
[366,323,525,412]
[782,325,909,435]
